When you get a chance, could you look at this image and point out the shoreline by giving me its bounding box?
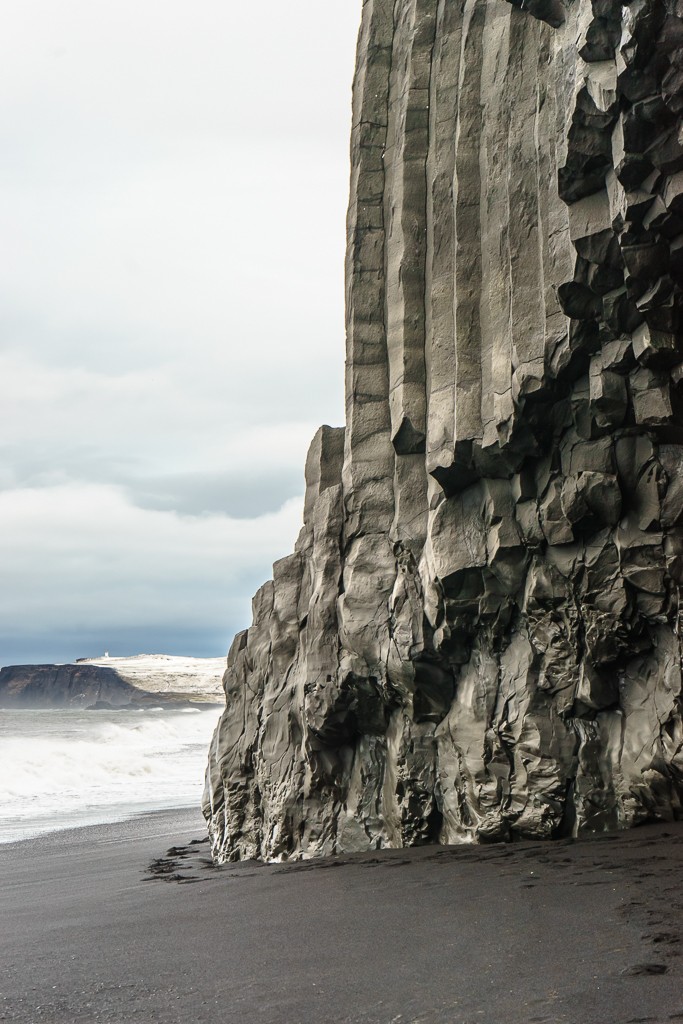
[0,801,209,848]
[1,814,682,1023]
[0,803,208,852]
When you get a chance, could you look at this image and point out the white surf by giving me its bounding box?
[0,706,223,843]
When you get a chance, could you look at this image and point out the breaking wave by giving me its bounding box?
[0,706,222,843]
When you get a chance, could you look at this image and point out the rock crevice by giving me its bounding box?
[204,0,683,861]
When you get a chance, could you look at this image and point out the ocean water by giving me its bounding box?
[0,706,223,843]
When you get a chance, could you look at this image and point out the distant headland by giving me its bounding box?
[0,654,226,709]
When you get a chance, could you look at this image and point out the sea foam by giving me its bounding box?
[0,706,222,843]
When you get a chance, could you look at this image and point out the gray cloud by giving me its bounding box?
[0,483,305,663]
[0,1,359,665]
[0,445,304,518]
[129,469,305,519]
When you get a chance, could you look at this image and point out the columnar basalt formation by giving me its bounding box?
[204,0,683,861]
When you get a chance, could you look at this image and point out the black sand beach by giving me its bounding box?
[1,812,682,1024]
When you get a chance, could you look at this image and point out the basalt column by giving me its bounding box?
[204,0,683,862]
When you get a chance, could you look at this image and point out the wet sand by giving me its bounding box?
[0,810,682,1024]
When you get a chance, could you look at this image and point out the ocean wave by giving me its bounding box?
[0,707,222,841]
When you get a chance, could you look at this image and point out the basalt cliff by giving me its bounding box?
[204,0,683,861]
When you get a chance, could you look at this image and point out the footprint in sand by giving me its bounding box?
[621,962,669,976]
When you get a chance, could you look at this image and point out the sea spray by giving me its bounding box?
[0,706,222,842]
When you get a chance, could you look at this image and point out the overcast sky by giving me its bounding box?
[0,2,360,665]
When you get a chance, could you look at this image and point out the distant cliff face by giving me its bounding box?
[0,656,225,708]
[0,664,141,709]
[204,0,683,861]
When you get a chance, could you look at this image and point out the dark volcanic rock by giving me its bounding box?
[204,0,683,861]
[0,656,225,708]
[0,664,141,709]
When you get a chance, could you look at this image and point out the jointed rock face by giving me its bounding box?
[204,0,683,860]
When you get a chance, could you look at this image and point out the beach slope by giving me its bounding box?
[1,813,682,1023]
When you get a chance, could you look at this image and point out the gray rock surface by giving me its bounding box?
[204,0,683,861]
[0,655,225,708]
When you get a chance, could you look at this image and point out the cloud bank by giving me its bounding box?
[0,1,359,664]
